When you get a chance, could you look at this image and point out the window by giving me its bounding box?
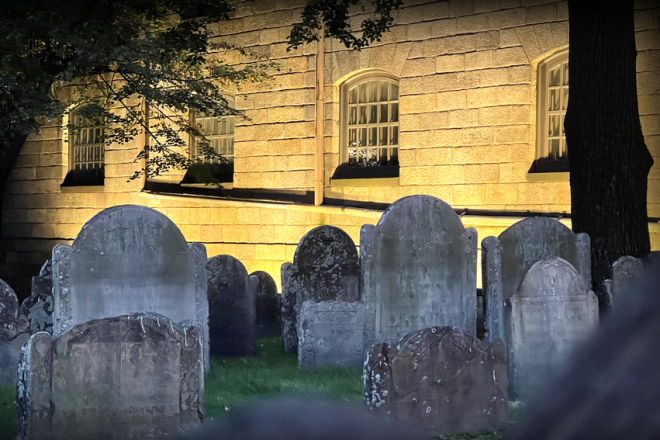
[63,107,105,186]
[336,74,400,179]
[530,49,569,173]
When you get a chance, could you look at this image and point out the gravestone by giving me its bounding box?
[15,312,204,440]
[364,326,508,436]
[509,257,599,401]
[251,270,281,337]
[207,255,258,356]
[282,226,360,354]
[0,279,29,385]
[20,260,54,334]
[482,217,591,344]
[360,195,478,350]
[603,252,659,306]
[50,205,210,373]
[298,301,366,369]
[281,262,297,354]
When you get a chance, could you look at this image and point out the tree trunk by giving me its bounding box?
[565,0,654,311]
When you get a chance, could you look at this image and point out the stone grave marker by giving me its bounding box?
[298,300,366,369]
[482,217,591,343]
[15,312,204,440]
[282,226,360,353]
[50,205,209,373]
[0,278,29,385]
[603,252,659,306]
[364,326,508,436]
[509,257,599,401]
[251,270,281,337]
[20,260,54,334]
[207,255,258,356]
[281,262,296,354]
[360,195,478,349]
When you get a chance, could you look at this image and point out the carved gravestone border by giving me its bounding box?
[282,226,360,354]
[15,312,204,440]
[251,270,281,337]
[298,300,366,369]
[508,257,599,401]
[20,260,54,334]
[481,217,591,344]
[361,195,478,351]
[207,255,258,357]
[50,205,209,374]
[0,278,29,385]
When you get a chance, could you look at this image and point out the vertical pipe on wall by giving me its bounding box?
[314,29,325,206]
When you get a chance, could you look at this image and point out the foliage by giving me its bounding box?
[0,0,276,181]
[0,384,14,439]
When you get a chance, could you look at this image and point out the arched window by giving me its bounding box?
[531,49,569,173]
[337,73,399,179]
[64,106,105,186]
[189,97,235,183]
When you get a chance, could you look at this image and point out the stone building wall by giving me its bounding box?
[1,0,659,299]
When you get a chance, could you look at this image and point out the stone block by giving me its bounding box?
[431,18,457,38]
[436,54,465,73]
[437,90,467,111]
[364,326,508,435]
[489,7,527,29]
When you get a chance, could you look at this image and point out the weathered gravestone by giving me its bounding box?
[0,279,29,385]
[481,217,591,344]
[251,270,281,337]
[282,226,360,354]
[50,205,210,373]
[361,195,478,350]
[298,301,366,369]
[207,255,258,356]
[508,257,599,401]
[281,262,297,353]
[15,312,204,440]
[603,252,659,307]
[20,260,54,334]
[365,326,508,436]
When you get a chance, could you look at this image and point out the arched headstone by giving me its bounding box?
[0,278,29,385]
[281,226,360,354]
[603,252,659,306]
[20,260,54,334]
[360,195,478,349]
[15,313,203,440]
[50,205,209,373]
[207,255,258,356]
[251,271,281,337]
[481,217,591,344]
[509,257,598,401]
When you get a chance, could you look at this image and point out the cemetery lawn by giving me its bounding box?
[0,336,508,439]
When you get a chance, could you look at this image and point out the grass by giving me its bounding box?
[0,336,512,439]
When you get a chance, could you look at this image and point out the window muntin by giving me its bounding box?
[345,78,399,168]
[69,110,105,184]
[534,50,569,172]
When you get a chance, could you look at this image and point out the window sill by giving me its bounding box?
[60,184,105,193]
[526,172,569,182]
[181,182,233,190]
[331,177,399,188]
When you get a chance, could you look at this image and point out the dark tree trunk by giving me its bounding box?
[565,0,654,310]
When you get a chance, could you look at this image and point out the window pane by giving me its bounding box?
[549,89,560,111]
[348,148,357,165]
[390,103,399,122]
[359,128,367,146]
[389,147,399,166]
[550,67,561,87]
[369,82,378,102]
[548,139,560,159]
[359,84,368,103]
[562,88,569,110]
[228,116,235,134]
[359,105,367,124]
[357,148,367,166]
[349,106,357,125]
[220,118,227,135]
[379,126,388,146]
[228,138,234,155]
[349,128,357,146]
[369,104,377,124]
[391,84,399,100]
[379,148,388,165]
[380,82,389,101]
[549,115,560,137]
[563,62,569,85]
[349,88,358,104]
[369,127,377,146]
[561,138,567,157]
[379,104,388,123]
[390,126,399,145]
[367,148,377,166]
[561,114,565,136]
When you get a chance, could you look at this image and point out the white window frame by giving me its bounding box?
[536,49,569,163]
[340,72,400,168]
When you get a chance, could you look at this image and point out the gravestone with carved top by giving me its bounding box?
[20,260,54,334]
[0,278,29,385]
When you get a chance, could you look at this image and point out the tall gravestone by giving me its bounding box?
[481,217,591,344]
[281,262,297,354]
[361,195,478,350]
[15,312,204,440]
[207,255,258,356]
[282,226,360,354]
[508,257,599,401]
[364,326,508,436]
[603,252,659,306]
[20,260,54,334]
[251,270,281,337]
[0,279,29,385]
[50,205,210,373]
[298,301,366,369]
